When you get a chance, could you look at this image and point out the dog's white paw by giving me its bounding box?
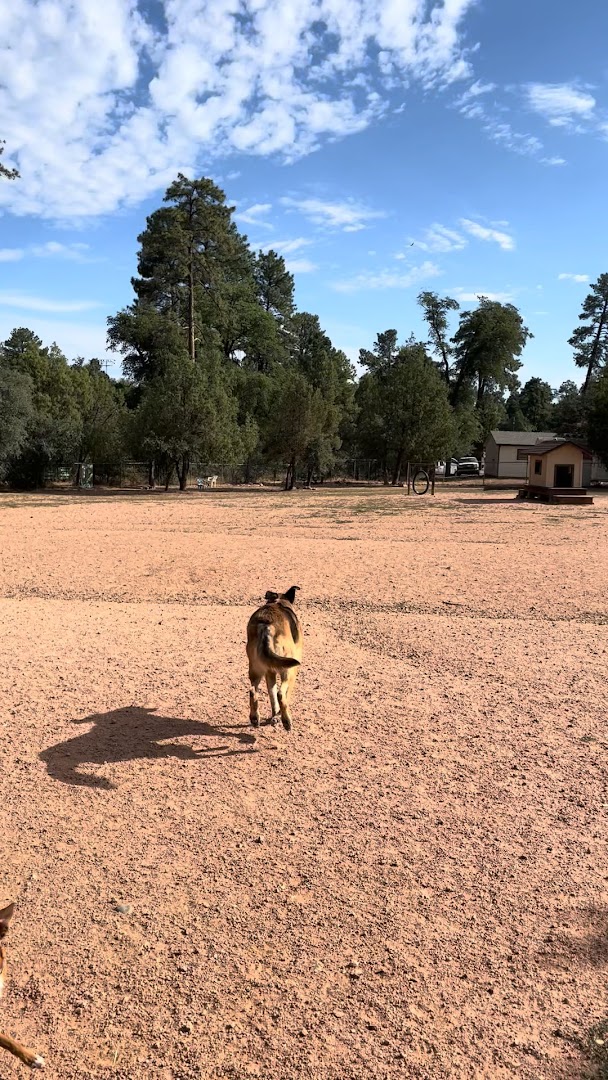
[30,1055,45,1069]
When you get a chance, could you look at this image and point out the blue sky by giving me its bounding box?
[0,0,606,386]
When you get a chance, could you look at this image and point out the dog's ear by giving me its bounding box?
[282,585,300,605]
[264,590,279,603]
[0,902,15,937]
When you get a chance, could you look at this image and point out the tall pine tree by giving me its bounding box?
[568,273,608,395]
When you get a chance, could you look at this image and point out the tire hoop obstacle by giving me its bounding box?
[411,469,430,495]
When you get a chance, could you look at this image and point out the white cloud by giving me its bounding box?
[285,257,317,273]
[0,248,24,262]
[411,223,467,253]
[332,260,442,293]
[488,121,545,160]
[0,292,101,313]
[0,241,96,263]
[558,272,588,283]
[452,288,514,303]
[459,102,485,120]
[454,79,496,117]
[0,0,476,220]
[281,196,385,232]
[457,94,569,167]
[258,237,312,256]
[30,241,95,261]
[461,80,496,100]
[234,203,273,228]
[526,83,596,127]
[459,218,515,251]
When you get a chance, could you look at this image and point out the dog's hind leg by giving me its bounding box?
[277,671,296,732]
[265,673,280,722]
[249,674,262,727]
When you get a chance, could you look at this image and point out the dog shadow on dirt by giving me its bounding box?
[39,705,257,789]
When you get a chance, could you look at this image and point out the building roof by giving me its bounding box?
[488,430,557,447]
[520,439,592,460]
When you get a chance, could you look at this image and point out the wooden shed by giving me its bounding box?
[484,430,557,479]
[517,440,593,504]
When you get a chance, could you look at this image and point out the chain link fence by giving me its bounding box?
[45,457,444,489]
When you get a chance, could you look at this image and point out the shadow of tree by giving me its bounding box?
[538,906,608,1079]
[540,907,608,969]
[40,706,256,789]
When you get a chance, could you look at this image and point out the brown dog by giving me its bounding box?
[246,586,302,731]
[0,902,44,1069]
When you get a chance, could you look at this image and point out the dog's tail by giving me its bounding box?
[260,627,300,669]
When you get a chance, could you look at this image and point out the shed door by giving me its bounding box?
[554,464,574,488]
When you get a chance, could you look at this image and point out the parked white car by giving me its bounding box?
[456,456,480,476]
[436,459,460,476]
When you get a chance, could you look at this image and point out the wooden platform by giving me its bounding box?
[518,485,594,505]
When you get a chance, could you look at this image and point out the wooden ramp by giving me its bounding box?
[518,485,594,505]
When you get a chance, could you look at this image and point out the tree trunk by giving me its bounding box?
[75,462,82,487]
[450,367,467,406]
[148,460,156,489]
[188,249,196,362]
[285,459,295,490]
[186,191,197,363]
[178,459,189,491]
[392,447,404,486]
[441,348,450,384]
[164,463,173,491]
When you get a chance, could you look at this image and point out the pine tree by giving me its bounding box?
[357,337,455,485]
[418,291,459,383]
[358,330,399,378]
[1,330,81,487]
[587,367,608,467]
[254,250,295,322]
[452,298,531,405]
[568,273,608,395]
[265,369,328,489]
[0,140,18,179]
[518,377,554,430]
[133,174,252,364]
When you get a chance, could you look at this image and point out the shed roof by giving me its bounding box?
[517,439,592,460]
[488,430,557,446]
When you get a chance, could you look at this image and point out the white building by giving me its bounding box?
[583,456,608,485]
[484,430,608,484]
[484,431,558,480]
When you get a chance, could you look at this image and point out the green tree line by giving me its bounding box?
[2,173,608,488]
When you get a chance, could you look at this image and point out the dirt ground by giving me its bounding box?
[1,484,608,1079]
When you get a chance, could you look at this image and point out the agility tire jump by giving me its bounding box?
[411,469,430,495]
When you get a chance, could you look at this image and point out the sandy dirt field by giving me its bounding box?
[1,484,608,1079]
